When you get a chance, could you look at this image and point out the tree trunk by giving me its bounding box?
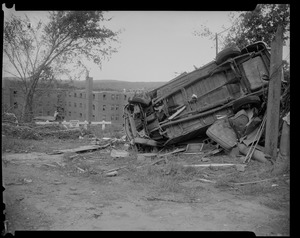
[22,90,35,123]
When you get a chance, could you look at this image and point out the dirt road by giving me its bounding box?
[2,151,289,235]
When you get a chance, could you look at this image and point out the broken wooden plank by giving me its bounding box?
[58,143,110,154]
[157,147,186,157]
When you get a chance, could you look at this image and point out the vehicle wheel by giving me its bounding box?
[215,46,241,65]
[232,95,261,113]
[129,97,151,106]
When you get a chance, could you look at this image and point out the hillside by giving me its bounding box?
[2,77,167,91]
[72,79,167,91]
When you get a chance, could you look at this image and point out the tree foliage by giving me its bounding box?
[3,11,119,122]
[221,4,290,49]
[194,4,290,51]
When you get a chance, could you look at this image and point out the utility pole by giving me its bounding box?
[265,25,283,159]
[215,33,218,56]
[86,70,93,127]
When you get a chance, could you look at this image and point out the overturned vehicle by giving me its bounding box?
[124,42,271,151]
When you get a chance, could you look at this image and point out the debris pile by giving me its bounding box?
[1,123,91,140]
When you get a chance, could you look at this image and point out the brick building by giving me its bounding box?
[64,89,132,124]
[2,77,134,125]
[2,78,67,120]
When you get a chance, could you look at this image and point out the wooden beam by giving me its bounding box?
[265,25,283,159]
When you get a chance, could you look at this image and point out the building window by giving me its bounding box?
[93,104,95,110]
[74,92,77,97]
[39,111,43,116]
[103,94,106,100]
[111,115,114,121]
[111,94,115,100]
[115,115,119,121]
[69,102,71,107]
[116,105,119,111]
[111,105,115,111]
[47,111,50,116]
[80,93,82,98]
[124,95,127,100]
[102,115,106,121]
[13,90,17,97]
[13,102,18,109]
[79,113,82,118]
[74,103,77,107]
[79,103,82,108]
[93,94,95,100]
[92,115,95,119]
[116,95,119,100]
[103,105,106,111]
[69,111,71,116]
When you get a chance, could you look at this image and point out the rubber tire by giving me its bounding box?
[129,97,151,107]
[232,95,261,113]
[216,46,241,65]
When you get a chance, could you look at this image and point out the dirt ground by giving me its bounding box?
[2,137,290,235]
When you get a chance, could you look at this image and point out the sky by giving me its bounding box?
[2,6,290,82]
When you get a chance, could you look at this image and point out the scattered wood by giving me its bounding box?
[105,171,118,177]
[230,177,278,186]
[75,166,85,173]
[110,149,129,158]
[194,178,216,183]
[183,163,239,168]
[42,163,58,168]
[144,196,188,203]
[157,147,186,158]
[104,166,127,173]
[58,143,110,154]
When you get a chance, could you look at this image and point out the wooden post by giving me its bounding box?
[265,25,283,159]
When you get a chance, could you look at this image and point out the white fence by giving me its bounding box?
[35,120,112,130]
